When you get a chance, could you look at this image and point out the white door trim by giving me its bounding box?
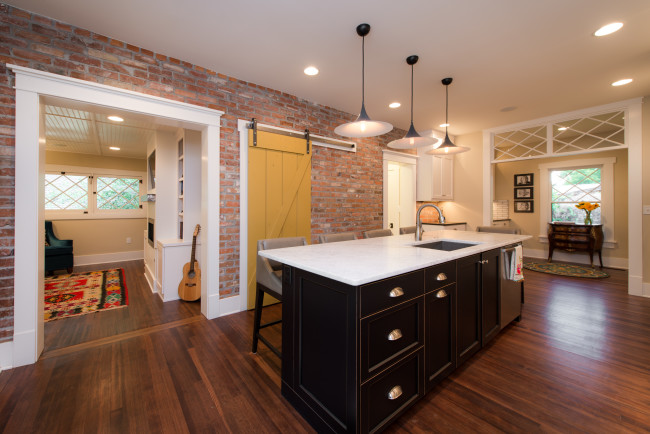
[382,150,418,231]
[9,64,224,368]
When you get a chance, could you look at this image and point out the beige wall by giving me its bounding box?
[46,151,147,257]
[46,151,146,171]
[493,149,628,261]
[643,96,650,284]
[48,219,146,256]
[434,132,485,230]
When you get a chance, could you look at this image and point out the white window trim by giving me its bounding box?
[45,164,146,219]
[538,157,616,248]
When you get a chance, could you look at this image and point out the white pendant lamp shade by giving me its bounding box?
[427,77,469,155]
[388,55,435,149]
[335,24,393,138]
[334,105,393,138]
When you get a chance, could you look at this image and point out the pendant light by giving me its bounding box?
[427,77,469,155]
[388,55,436,149]
[334,24,393,138]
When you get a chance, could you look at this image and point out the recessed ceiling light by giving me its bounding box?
[612,78,632,86]
[109,146,120,151]
[304,66,319,76]
[388,102,401,109]
[439,123,450,128]
[108,115,124,122]
[558,127,568,131]
[594,22,623,37]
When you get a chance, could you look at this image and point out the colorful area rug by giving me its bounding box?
[44,268,128,321]
[523,262,609,279]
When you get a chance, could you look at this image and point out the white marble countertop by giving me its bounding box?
[259,230,531,286]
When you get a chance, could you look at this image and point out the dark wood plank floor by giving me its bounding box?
[2,263,649,433]
[44,260,201,352]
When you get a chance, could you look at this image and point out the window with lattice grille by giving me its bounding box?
[550,168,601,224]
[490,109,626,162]
[45,168,144,219]
[45,173,89,210]
[96,176,140,210]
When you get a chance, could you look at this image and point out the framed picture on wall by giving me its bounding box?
[514,200,534,213]
[514,173,534,186]
[514,187,534,199]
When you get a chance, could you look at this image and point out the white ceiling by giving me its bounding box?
[10,0,650,136]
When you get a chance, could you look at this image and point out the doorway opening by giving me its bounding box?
[11,65,223,367]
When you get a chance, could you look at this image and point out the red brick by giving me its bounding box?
[69,53,101,67]
[12,48,51,63]
[74,28,91,37]
[32,43,65,57]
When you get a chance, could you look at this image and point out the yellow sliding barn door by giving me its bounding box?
[247,130,311,309]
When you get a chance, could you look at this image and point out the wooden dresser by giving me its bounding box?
[547,223,604,268]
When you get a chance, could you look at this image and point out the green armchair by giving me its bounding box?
[45,221,74,273]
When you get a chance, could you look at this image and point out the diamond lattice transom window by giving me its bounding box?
[96,176,140,210]
[550,167,601,223]
[553,111,624,154]
[45,174,89,210]
[493,125,546,161]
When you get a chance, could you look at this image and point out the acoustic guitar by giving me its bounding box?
[178,224,201,301]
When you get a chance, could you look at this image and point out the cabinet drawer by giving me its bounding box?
[360,296,424,382]
[553,226,590,234]
[424,261,456,293]
[360,270,424,317]
[360,349,424,434]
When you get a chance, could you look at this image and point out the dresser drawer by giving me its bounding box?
[360,270,424,317]
[552,225,590,234]
[424,261,456,293]
[360,348,424,433]
[360,296,424,381]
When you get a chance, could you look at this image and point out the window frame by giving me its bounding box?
[45,164,146,220]
[538,157,616,248]
[550,167,602,224]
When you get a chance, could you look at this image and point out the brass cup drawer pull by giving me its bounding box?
[387,329,403,341]
[436,272,447,281]
[436,289,448,299]
[387,385,403,400]
[389,287,404,298]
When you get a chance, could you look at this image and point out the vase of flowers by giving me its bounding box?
[575,201,600,225]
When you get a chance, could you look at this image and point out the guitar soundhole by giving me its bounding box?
[188,271,196,279]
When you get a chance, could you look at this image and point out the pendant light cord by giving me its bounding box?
[361,35,365,106]
[410,63,414,124]
[445,84,449,135]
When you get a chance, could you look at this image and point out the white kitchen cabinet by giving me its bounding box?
[416,147,454,201]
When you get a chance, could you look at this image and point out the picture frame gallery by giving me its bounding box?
[514,173,534,186]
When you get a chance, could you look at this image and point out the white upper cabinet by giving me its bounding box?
[416,147,454,201]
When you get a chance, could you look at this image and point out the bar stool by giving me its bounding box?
[318,232,356,243]
[252,236,307,357]
[399,226,416,235]
[362,229,393,238]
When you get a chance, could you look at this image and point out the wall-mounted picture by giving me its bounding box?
[514,187,533,199]
[514,173,534,186]
[514,200,534,213]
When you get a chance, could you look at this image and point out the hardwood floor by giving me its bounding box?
[44,260,201,352]
[2,263,650,432]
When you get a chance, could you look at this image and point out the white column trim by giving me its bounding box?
[9,64,223,367]
[626,101,643,296]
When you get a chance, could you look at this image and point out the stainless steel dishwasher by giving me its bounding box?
[500,244,523,328]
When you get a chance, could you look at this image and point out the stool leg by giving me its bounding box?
[252,285,264,353]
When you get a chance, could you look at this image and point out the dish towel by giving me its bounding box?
[510,245,524,282]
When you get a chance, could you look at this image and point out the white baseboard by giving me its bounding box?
[74,250,143,266]
[0,341,13,371]
[524,248,628,270]
[642,282,650,298]
[218,294,241,317]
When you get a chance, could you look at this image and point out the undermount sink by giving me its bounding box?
[414,241,477,251]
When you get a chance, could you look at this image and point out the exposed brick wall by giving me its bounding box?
[0,3,406,343]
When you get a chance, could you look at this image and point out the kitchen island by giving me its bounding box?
[259,230,531,433]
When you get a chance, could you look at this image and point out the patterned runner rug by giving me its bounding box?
[44,268,129,321]
[523,262,609,278]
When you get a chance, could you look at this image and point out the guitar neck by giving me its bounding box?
[189,234,197,272]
